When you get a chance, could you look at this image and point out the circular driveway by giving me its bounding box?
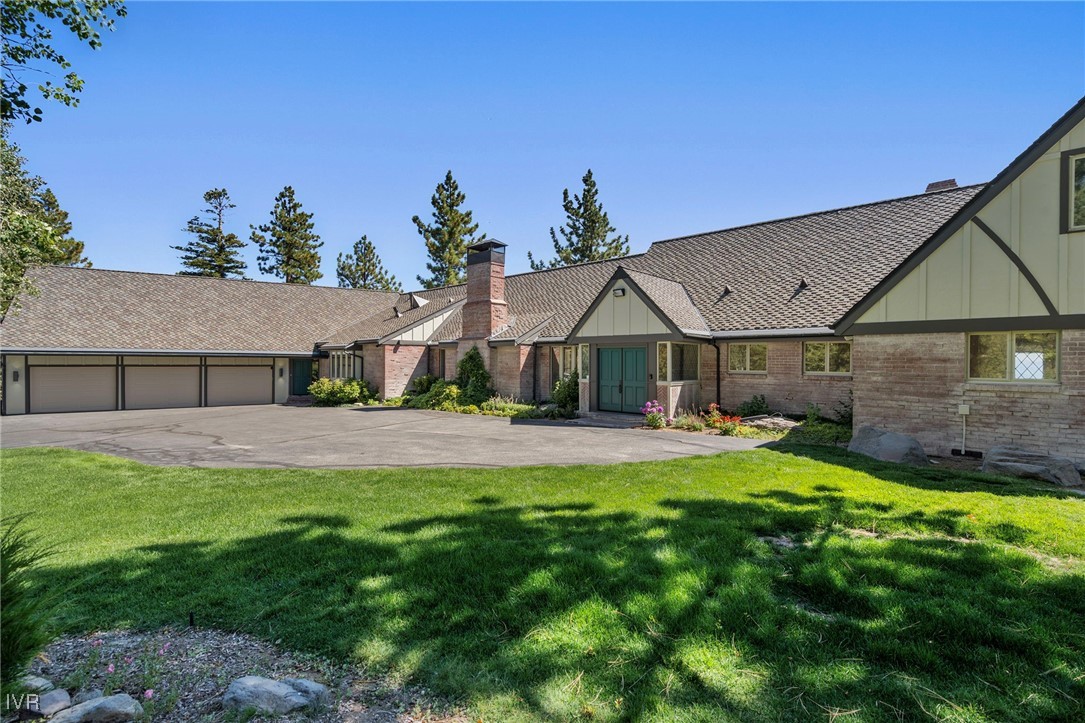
[0,405,765,468]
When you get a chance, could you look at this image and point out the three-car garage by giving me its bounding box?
[2,354,288,415]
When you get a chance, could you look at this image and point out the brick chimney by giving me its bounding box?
[462,240,508,339]
[925,179,958,193]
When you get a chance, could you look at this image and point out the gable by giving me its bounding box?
[849,102,1085,332]
[574,276,672,339]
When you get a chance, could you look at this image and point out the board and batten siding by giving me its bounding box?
[858,117,1085,324]
[577,280,669,337]
[384,308,456,344]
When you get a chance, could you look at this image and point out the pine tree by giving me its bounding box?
[528,169,630,270]
[336,236,401,291]
[172,189,247,278]
[37,189,90,267]
[250,186,323,284]
[413,170,485,289]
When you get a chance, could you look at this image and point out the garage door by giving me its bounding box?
[124,366,200,410]
[29,366,117,413]
[206,366,272,406]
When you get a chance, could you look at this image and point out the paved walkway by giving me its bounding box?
[0,405,766,469]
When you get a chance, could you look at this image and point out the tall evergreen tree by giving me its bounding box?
[412,170,485,289]
[528,169,630,270]
[37,189,89,266]
[171,188,246,278]
[250,186,323,284]
[336,236,401,291]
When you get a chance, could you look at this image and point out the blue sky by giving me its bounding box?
[11,1,1084,287]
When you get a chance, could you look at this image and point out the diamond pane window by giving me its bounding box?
[968,332,1057,382]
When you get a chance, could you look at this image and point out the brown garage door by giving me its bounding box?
[29,366,117,413]
[206,366,272,406]
[124,366,200,410]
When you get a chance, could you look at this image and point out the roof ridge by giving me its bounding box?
[619,266,685,285]
[504,254,643,281]
[647,183,989,247]
[36,265,400,294]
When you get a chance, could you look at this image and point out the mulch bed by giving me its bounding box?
[28,629,468,723]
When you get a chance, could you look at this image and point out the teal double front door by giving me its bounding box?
[598,346,648,413]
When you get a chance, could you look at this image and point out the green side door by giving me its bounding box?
[598,348,623,412]
[621,347,647,413]
[290,359,314,395]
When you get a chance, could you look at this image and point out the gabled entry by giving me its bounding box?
[597,346,647,413]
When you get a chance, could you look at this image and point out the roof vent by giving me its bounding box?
[925,179,958,193]
[408,293,429,310]
[394,308,402,318]
[797,277,808,291]
[718,285,732,300]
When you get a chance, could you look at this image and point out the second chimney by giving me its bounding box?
[462,240,509,339]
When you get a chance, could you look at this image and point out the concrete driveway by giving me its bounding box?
[0,405,765,469]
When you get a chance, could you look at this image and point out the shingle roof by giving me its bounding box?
[490,312,555,342]
[0,267,399,354]
[622,184,984,332]
[503,257,632,339]
[320,285,465,346]
[620,268,709,335]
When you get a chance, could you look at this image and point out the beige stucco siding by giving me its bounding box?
[859,117,1085,323]
[578,280,669,337]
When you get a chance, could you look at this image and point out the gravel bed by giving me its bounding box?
[27,628,467,723]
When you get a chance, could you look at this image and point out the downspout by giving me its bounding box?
[532,344,539,402]
[713,340,722,408]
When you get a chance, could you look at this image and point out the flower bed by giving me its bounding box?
[638,401,851,444]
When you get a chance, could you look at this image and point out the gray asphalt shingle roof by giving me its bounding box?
[0,185,986,354]
[1,267,399,354]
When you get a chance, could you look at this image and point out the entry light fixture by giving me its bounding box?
[12,370,19,382]
[613,287,626,297]
[279,367,284,378]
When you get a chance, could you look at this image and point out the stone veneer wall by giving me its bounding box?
[490,345,535,400]
[697,341,853,416]
[852,330,1085,463]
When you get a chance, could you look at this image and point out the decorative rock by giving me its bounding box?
[848,426,930,466]
[72,690,104,706]
[282,678,331,707]
[982,447,1083,488]
[222,676,310,715]
[49,694,143,723]
[20,675,54,693]
[37,689,72,716]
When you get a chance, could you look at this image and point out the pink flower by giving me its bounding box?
[143,690,154,700]
[124,657,133,665]
[92,640,104,648]
[106,664,114,674]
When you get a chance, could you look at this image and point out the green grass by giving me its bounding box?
[3,446,1083,722]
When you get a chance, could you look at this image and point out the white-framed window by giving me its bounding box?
[578,344,590,382]
[657,342,699,382]
[554,345,578,380]
[728,343,767,373]
[803,341,851,375]
[1071,153,1085,231]
[329,350,355,380]
[968,331,1058,382]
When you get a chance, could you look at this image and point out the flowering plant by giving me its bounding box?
[640,400,667,429]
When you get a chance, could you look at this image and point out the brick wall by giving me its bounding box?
[536,345,556,401]
[381,344,427,398]
[491,344,535,400]
[697,341,853,416]
[360,344,384,396]
[853,330,1085,463]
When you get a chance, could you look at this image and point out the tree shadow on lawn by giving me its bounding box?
[38,496,1084,721]
[771,443,1084,501]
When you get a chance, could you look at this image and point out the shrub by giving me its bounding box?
[481,396,537,417]
[786,420,852,445]
[715,415,744,436]
[456,347,493,407]
[382,396,406,407]
[805,402,822,425]
[673,414,705,432]
[308,377,363,406]
[551,371,579,411]
[640,399,667,429]
[1,516,55,702]
[833,391,854,427]
[735,394,770,418]
[411,374,438,395]
[409,379,461,409]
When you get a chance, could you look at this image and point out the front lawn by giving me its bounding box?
[2,447,1083,721]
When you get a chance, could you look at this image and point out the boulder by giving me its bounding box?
[49,694,143,723]
[848,426,930,466]
[282,678,331,707]
[222,676,310,715]
[37,689,72,716]
[982,447,1083,488]
[20,675,54,693]
[72,690,104,706]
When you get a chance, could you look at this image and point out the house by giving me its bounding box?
[2,98,1083,463]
